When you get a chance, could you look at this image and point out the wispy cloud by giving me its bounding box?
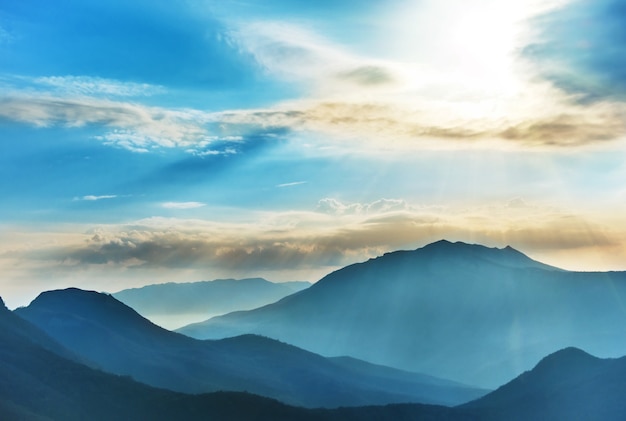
[73,195,118,201]
[161,202,206,209]
[524,0,626,103]
[0,25,13,44]
[3,199,622,280]
[276,181,307,188]
[32,75,164,97]
[316,198,410,215]
[228,21,402,94]
[0,94,222,153]
[2,13,625,155]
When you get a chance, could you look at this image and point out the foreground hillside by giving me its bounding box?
[178,240,626,388]
[462,347,626,420]
[15,288,485,408]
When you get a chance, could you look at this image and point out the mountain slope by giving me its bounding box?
[15,288,486,408]
[0,296,306,420]
[178,240,626,388]
[462,347,626,420]
[3,296,467,421]
[112,278,310,329]
[5,295,626,420]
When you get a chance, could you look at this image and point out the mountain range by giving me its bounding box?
[0,296,462,421]
[177,240,626,388]
[14,288,486,408]
[112,278,310,329]
[4,293,626,419]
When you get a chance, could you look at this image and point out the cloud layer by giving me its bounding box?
[3,199,621,278]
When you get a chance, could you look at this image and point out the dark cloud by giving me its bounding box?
[524,0,626,102]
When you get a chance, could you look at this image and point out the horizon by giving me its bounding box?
[2,0,626,308]
[0,239,603,310]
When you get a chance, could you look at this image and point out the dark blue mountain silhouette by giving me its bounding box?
[462,347,626,420]
[112,278,310,329]
[1,296,464,420]
[15,288,486,408]
[178,240,626,388]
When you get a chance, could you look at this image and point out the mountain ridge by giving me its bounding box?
[178,240,626,388]
[112,278,311,329]
[16,287,487,408]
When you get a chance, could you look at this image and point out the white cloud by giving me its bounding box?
[276,181,307,188]
[316,198,409,215]
[229,21,402,95]
[162,202,206,209]
[74,195,118,201]
[0,95,218,152]
[222,18,626,149]
[32,75,164,97]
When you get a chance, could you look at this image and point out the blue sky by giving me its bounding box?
[2,0,626,307]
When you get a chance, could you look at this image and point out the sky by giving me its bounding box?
[2,0,626,308]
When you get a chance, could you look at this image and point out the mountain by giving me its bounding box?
[177,240,626,388]
[6,294,626,420]
[461,347,626,420]
[112,278,311,329]
[15,288,486,408]
[1,296,464,421]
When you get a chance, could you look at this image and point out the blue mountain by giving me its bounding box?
[178,240,626,388]
[462,347,626,420]
[112,278,310,329]
[15,288,486,408]
[1,296,464,420]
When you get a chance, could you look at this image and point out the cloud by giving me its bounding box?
[524,0,626,103]
[217,99,626,148]
[276,181,307,188]
[316,198,409,215]
[74,195,117,201]
[229,21,401,94]
[161,202,206,209]
[0,94,230,153]
[5,199,618,276]
[221,17,626,148]
[32,76,164,97]
[3,16,626,154]
[0,25,13,44]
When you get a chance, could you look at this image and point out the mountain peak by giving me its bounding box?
[23,287,169,337]
[415,240,561,271]
[534,347,596,371]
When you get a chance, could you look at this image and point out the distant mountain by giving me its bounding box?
[112,278,311,329]
[15,288,486,408]
[177,240,626,388]
[462,347,626,420]
[1,296,463,420]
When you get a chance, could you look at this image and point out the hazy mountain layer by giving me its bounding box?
[1,296,463,420]
[5,295,626,420]
[113,278,310,329]
[178,240,626,388]
[15,288,486,408]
